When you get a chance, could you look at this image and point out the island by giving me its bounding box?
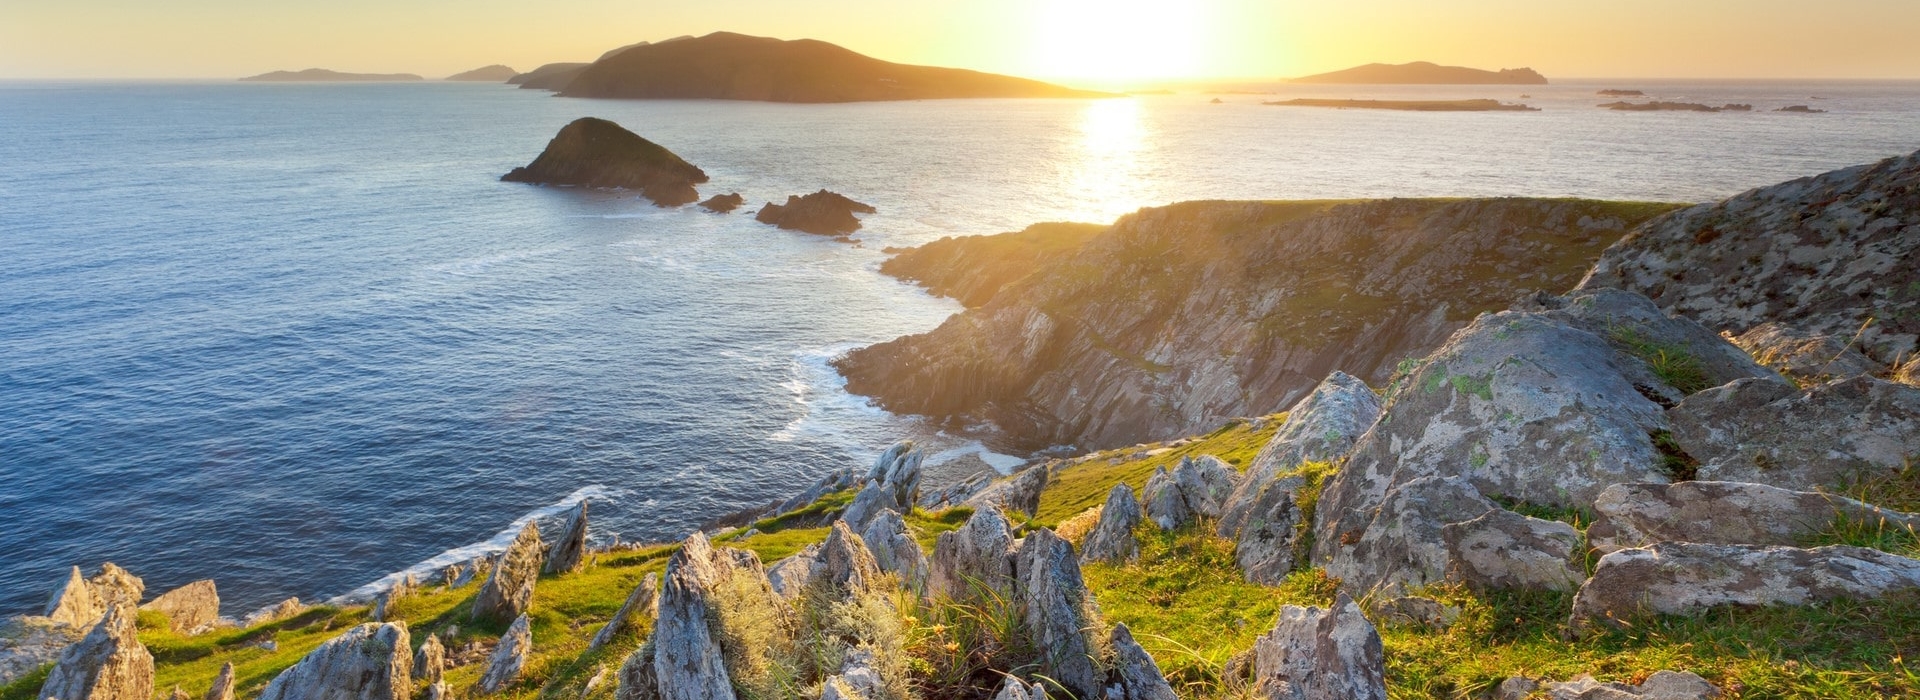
[501,117,709,207]
[555,31,1111,102]
[1600,101,1753,112]
[1290,61,1547,85]
[445,65,518,82]
[755,190,876,238]
[699,193,745,213]
[1264,98,1537,112]
[1597,89,1646,96]
[239,69,424,82]
[509,62,590,90]
[1777,105,1828,113]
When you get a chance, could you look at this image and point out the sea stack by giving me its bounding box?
[502,118,708,207]
[754,190,876,238]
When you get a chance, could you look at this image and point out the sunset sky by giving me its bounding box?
[3,0,1918,82]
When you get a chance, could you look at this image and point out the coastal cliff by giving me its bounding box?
[881,223,1107,308]
[836,198,1681,450]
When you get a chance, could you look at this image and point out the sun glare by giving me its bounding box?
[1029,0,1208,84]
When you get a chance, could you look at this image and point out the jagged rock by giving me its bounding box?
[840,482,897,533]
[1442,509,1586,592]
[698,193,745,213]
[472,521,543,624]
[1081,484,1142,563]
[919,471,993,510]
[1589,481,1920,552]
[242,598,305,628]
[1732,322,1884,382]
[205,662,235,700]
[861,510,929,591]
[1105,623,1177,700]
[967,463,1049,517]
[1544,671,1722,699]
[774,468,857,518]
[1219,371,1382,539]
[813,521,882,596]
[1252,593,1386,700]
[547,501,590,575]
[257,622,411,700]
[477,615,531,695]
[767,545,820,599]
[0,616,89,685]
[372,575,417,622]
[866,440,924,499]
[38,604,152,700]
[140,580,220,635]
[1570,543,1920,632]
[1171,455,1238,519]
[501,118,709,207]
[88,565,144,611]
[615,643,658,700]
[990,677,1047,700]
[1669,375,1920,490]
[1581,149,1920,365]
[928,506,1017,601]
[1141,467,1191,531]
[1232,476,1306,585]
[412,636,444,685]
[755,190,876,237]
[44,568,104,629]
[1371,597,1460,630]
[589,573,659,652]
[651,533,789,700]
[1322,476,1496,594]
[423,682,449,700]
[1013,528,1103,699]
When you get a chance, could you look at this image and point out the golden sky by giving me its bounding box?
[3,0,1918,82]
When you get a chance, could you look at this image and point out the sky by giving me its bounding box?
[3,0,1919,82]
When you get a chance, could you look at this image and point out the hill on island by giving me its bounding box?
[556,31,1111,102]
[444,65,518,81]
[239,69,424,82]
[1292,61,1547,85]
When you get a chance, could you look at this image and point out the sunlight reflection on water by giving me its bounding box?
[1069,97,1151,222]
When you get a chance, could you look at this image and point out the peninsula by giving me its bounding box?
[1291,61,1548,85]
[444,65,517,82]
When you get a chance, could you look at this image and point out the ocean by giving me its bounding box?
[2,78,1916,615]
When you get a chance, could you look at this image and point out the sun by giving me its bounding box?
[1027,0,1209,84]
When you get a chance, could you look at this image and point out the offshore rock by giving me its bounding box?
[928,507,1017,601]
[472,521,543,624]
[257,622,412,700]
[1013,528,1103,699]
[38,604,152,700]
[1441,509,1586,592]
[1080,483,1142,563]
[1581,149,1920,365]
[546,501,590,575]
[1141,467,1190,531]
[502,118,709,207]
[1106,624,1178,700]
[413,635,445,684]
[755,190,876,237]
[698,193,744,213]
[242,598,305,628]
[1589,481,1920,552]
[1570,543,1920,632]
[205,662,235,700]
[1171,455,1238,519]
[1731,322,1883,382]
[589,573,659,652]
[1233,476,1306,585]
[1219,371,1381,539]
[990,678,1048,700]
[966,463,1047,517]
[861,510,929,592]
[1669,375,1920,490]
[477,615,531,695]
[1252,593,1386,700]
[140,580,220,635]
[1543,671,1722,700]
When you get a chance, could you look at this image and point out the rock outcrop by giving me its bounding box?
[502,118,709,207]
[1588,481,1920,552]
[1218,371,1381,539]
[1014,528,1103,699]
[1170,455,1237,519]
[413,635,445,684]
[373,575,417,622]
[1580,149,1920,365]
[139,580,220,635]
[755,190,876,238]
[879,222,1109,308]
[1731,322,1883,382]
[698,193,744,213]
[1142,467,1190,531]
[257,622,412,700]
[472,522,543,624]
[38,604,152,700]
[811,522,882,596]
[1668,375,1920,490]
[1441,509,1586,592]
[861,510,929,591]
[966,463,1047,517]
[589,573,659,652]
[478,615,531,695]
[1538,671,1722,700]
[928,507,1016,601]
[647,533,791,700]
[1,616,89,685]
[242,598,305,628]
[1570,543,1920,632]
[46,565,144,631]
[1105,624,1177,700]
[1252,593,1386,700]
[1231,476,1307,585]
[205,662,235,700]
[836,199,1678,451]
[546,501,590,575]
[1080,483,1142,563]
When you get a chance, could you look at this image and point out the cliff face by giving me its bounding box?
[881,223,1107,308]
[835,198,1681,451]
[1581,149,1920,364]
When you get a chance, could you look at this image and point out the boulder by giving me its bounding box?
[477,615,531,695]
[1252,593,1386,700]
[1669,375,1920,490]
[1080,484,1143,563]
[1219,371,1381,539]
[413,635,444,684]
[860,510,929,591]
[1533,288,1786,402]
[140,580,221,635]
[928,506,1017,601]
[990,678,1048,700]
[1013,528,1103,699]
[967,463,1049,517]
[1321,476,1496,595]
[840,482,898,533]
[472,521,543,624]
[502,118,709,207]
[1543,671,1722,699]
[589,572,660,652]
[1105,623,1177,700]
[650,533,791,700]
[616,644,658,700]
[257,622,412,700]
[1441,509,1586,592]
[698,193,745,214]
[38,604,152,700]
[1171,455,1238,519]
[812,521,882,596]
[242,598,305,628]
[754,190,877,237]
[206,662,235,700]
[1732,322,1883,382]
[1569,543,1920,632]
[1588,481,1920,552]
[1232,476,1306,585]
[767,546,819,600]
[546,501,590,575]
[1141,467,1191,531]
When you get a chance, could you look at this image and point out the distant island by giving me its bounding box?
[239,69,423,82]
[1597,89,1646,96]
[1265,98,1538,112]
[445,65,518,82]
[555,31,1111,102]
[1600,101,1753,112]
[1291,61,1548,85]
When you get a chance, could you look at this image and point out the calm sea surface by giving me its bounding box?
[2,78,1916,614]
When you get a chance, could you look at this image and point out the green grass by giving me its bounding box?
[1608,326,1714,395]
[1034,416,1285,526]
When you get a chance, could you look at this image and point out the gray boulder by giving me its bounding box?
[589,573,659,652]
[1732,322,1883,382]
[1220,371,1381,539]
[1589,481,1920,552]
[1670,375,1920,490]
[413,635,444,684]
[1441,509,1586,592]
[472,521,544,624]
[866,440,925,507]
[1321,476,1494,595]
[477,614,531,695]
[1543,671,1722,699]
[861,510,929,592]
[991,678,1047,700]
[1142,467,1191,531]
[38,603,152,700]
[650,533,791,700]
[928,506,1017,601]
[1105,623,1177,700]
[257,622,412,700]
[242,598,305,628]
[1252,592,1386,700]
[767,545,820,600]
[1172,455,1238,519]
[1570,543,1920,632]
[1081,483,1143,563]
[812,521,882,597]
[206,662,235,700]
[546,501,590,575]
[1233,476,1306,585]
[968,463,1049,517]
[1014,528,1104,699]
[840,482,897,533]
